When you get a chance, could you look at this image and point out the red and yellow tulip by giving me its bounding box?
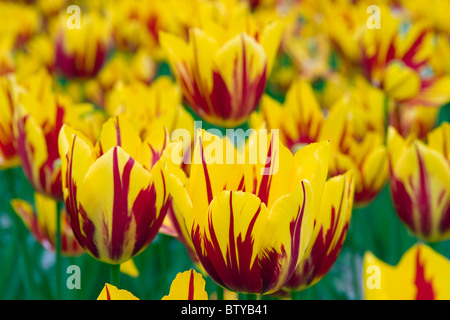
[53,11,112,78]
[363,244,450,300]
[387,123,450,242]
[12,70,65,199]
[11,192,84,256]
[168,130,331,294]
[160,16,282,127]
[284,171,354,291]
[0,74,21,168]
[251,77,387,206]
[58,115,172,264]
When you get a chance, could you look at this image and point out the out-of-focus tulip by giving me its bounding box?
[399,0,450,35]
[160,18,282,127]
[251,77,387,206]
[0,36,14,76]
[97,283,140,300]
[54,12,112,78]
[162,269,209,300]
[250,79,323,150]
[13,70,65,199]
[360,8,450,136]
[168,130,331,294]
[318,77,388,206]
[0,2,40,49]
[58,115,172,265]
[105,76,194,141]
[0,75,21,168]
[387,123,450,242]
[11,192,84,256]
[284,171,354,291]
[85,50,156,108]
[363,244,450,300]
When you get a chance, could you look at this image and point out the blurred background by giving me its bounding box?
[0,0,449,300]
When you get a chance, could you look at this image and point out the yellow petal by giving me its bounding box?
[162,269,208,300]
[97,283,140,300]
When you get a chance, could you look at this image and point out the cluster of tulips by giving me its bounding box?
[0,0,449,300]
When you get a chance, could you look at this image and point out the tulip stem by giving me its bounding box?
[216,284,224,300]
[55,201,62,300]
[110,264,121,288]
[290,291,302,300]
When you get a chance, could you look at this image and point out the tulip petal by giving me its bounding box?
[97,283,139,300]
[162,269,208,300]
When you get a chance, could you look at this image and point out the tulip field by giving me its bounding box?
[0,0,450,302]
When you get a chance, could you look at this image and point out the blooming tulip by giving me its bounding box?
[284,171,354,291]
[168,130,331,294]
[58,115,172,264]
[54,12,112,78]
[160,19,282,127]
[387,123,450,242]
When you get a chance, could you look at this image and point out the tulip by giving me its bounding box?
[387,123,450,242]
[12,70,65,200]
[284,170,354,291]
[105,76,194,141]
[54,11,112,78]
[11,192,84,256]
[58,115,172,265]
[250,77,387,206]
[160,19,282,127]
[360,7,450,138]
[0,75,21,168]
[363,244,450,300]
[168,129,331,294]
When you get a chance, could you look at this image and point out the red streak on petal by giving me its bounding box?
[415,248,435,300]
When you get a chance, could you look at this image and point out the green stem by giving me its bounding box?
[55,201,62,300]
[110,264,121,288]
[239,292,257,300]
[290,290,302,300]
[216,284,224,300]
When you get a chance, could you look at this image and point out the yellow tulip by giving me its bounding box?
[160,18,282,127]
[58,115,173,264]
[388,123,450,242]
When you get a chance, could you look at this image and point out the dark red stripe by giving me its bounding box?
[188,269,195,300]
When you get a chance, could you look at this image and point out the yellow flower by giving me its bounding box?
[53,11,112,78]
[0,74,21,168]
[160,18,282,127]
[388,123,450,242]
[363,244,450,300]
[58,115,173,264]
[168,130,331,294]
[284,171,355,291]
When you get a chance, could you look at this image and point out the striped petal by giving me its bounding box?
[76,146,169,264]
[97,283,139,300]
[285,171,355,291]
[162,269,208,300]
[363,244,450,300]
[388,126,450,242]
